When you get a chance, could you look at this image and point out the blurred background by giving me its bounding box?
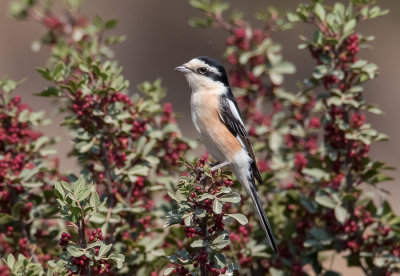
[0,0,399,246]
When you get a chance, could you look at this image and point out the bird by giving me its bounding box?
[175,56,278,253]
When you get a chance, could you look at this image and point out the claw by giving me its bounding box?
[210,161,230,172]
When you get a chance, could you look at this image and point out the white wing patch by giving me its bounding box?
[218,112,225,123]
[236,135,245,148]
[228,99,244,125]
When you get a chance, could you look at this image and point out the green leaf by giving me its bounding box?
[67,245,85,257]
[97,244,112,258]
[367,105,383,115]
[36,68,53,81]
[190,239,206,248]
[253,64,265,77]
[6,254,15,269]
[333,3,345,19]
[343,19,356,35]
[309,227,331,240]
[0,214,14,225]
[167,191,177,201]
[313,30,324,45]
[11,202,24,218]
[334,205,348,224]
[214,252,226,269]
[128,165,149,176]
[35,86,60,97]
[226,213,248,225]
[85,248,96,258]
[211,1,229,13]
[302,168,330,181]
[363,63,378,79]
[271,62,296,75]
[76,139,94,153]
[60,181,72,193]
[198,193,213,201]
[269,132,282,152]
[218,192,241,203]
[315,195,336,209]
[90,192,100,208]
[300,197,317,214]
[184,215,193,226]
[314,3,326,21]
[352,59,368,69]
[269,267,285,276]
[212,231,230,249]
[107,253,125,269]
[166,255,178,263]
[164,267,175,276]
[287,12,300,22]
[177,250,191,263]
[89,212,106,224]
[73,176,85,198]
[18,109,30,123]
[104,19,117,29]
[87,241,103,249]
[327,96,343,106]
[313,64,328,79]
[78,186,91,201]
[54,182,65,199]
[136,136,147,153]
[213,199,223,214]
[373,257,386,267]
[142,139,156,156]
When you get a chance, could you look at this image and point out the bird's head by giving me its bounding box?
[175,56,229,91]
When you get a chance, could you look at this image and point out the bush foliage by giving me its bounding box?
[1,0,399,275]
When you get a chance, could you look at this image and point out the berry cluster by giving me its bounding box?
[170,250,228,276]
[71,255,89,274]
[59,229,114,275]
[69,85,189,208]
[92,259,112,275]
[166,158,247,275]
[0,90,61,274]
[226,28,269,110]
[0,96,41,212]
[345,34,360,58]
[59,232,72,247]
[89,228,104,242]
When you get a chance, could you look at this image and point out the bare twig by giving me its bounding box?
[212,12,234,33]
[100,137,113,196]
[200,217,208,276]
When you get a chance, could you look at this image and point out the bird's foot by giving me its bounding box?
[210,161,230,172]
[209,161,220,167]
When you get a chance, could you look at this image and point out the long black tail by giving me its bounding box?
[248,181,278,254]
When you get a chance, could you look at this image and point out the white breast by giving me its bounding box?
[190,88,242,163]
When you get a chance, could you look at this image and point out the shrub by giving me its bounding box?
[1,0,399,275]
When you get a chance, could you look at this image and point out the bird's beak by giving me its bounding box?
[174,65,192,74]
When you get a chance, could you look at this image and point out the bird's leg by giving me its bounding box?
[209,161,220,167]
[210,161,230,172]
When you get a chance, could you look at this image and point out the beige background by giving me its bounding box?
[0,1,399,274]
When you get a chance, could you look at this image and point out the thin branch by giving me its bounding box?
[100,137,113,196]
[100,137,117,244]
[329,251,336,270]
[66,222,79,230]
[200,217,208,276]
[22,220,39,264]
[212,12,234,33]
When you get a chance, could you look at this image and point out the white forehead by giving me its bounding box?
[184,58,221,76]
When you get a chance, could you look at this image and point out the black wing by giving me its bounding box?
[219,92,262,184]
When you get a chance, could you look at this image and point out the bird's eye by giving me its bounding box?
[198,67,208,74]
